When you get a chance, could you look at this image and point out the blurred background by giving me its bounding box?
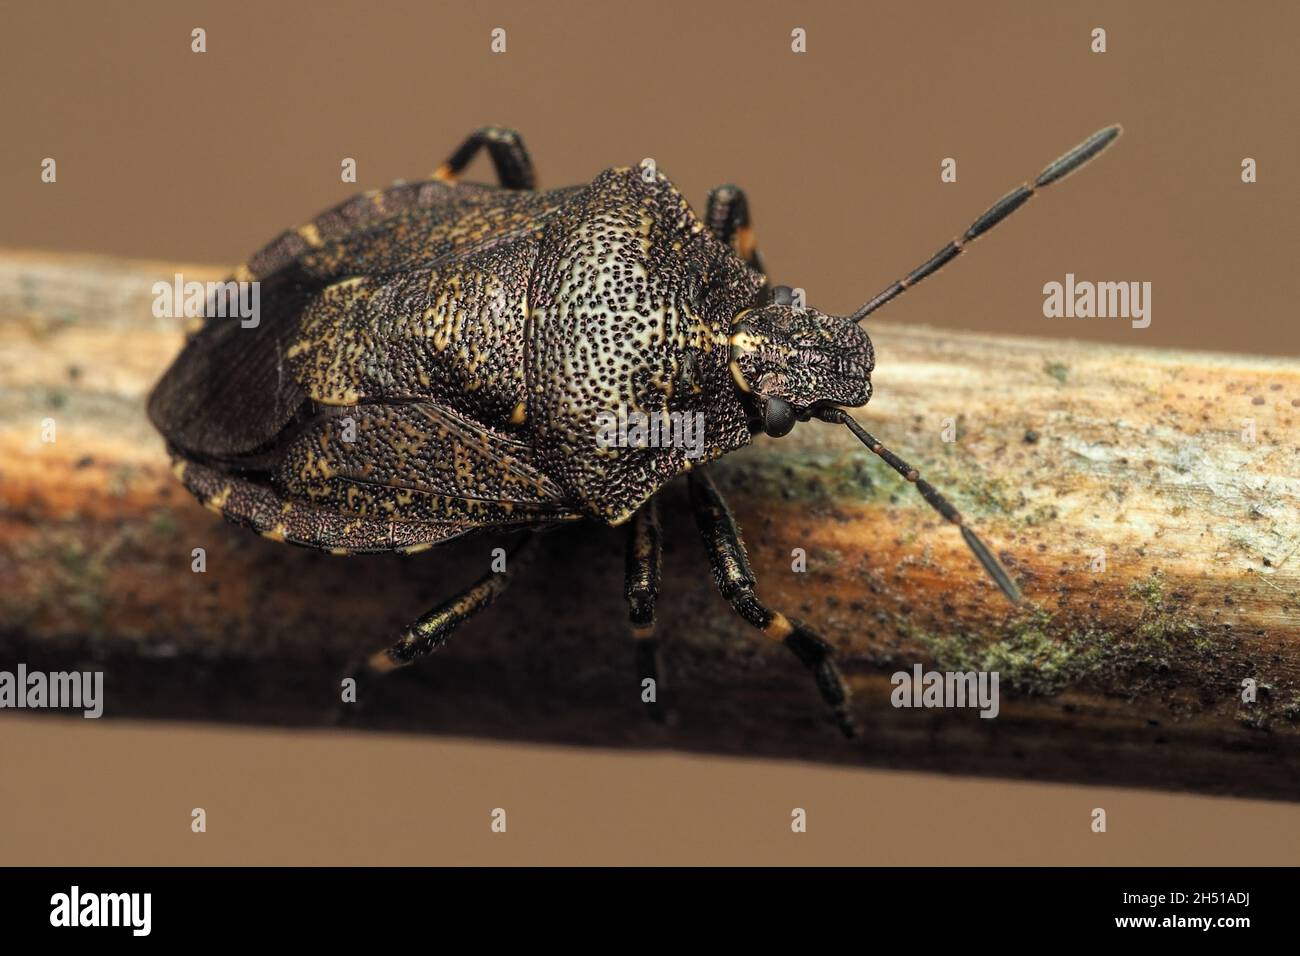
[2,0,1298,864]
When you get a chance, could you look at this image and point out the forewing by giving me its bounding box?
[146,268,316,459]
[260,182,582,284]
[272,401,578,534]
[149,179,578,460]
[174,400,578,553]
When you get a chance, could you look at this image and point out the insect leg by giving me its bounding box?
[344,533,534,714]
[624,496,666,722]
[687,469,856,737]
[705,184,765,275]
[433,126,537,189]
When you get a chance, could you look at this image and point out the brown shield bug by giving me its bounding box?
[149,125,1121,736]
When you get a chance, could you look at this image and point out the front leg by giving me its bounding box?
[688,469,856,737]
[624,496,666,722]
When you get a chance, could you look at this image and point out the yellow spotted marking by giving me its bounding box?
[329,547,352,556]
[311,388,361,408]
[204,485,233,513]
[260,524,287,543]
[764,613,795,641]
[296,222,323,248]
[171,460,188,481]
[728,360,751,393]
[510,402,527,425]
[735,225,757,260]
[366,651,403,673]
[401,542,433,555]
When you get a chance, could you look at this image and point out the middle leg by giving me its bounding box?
[705,184,765,275]
[688,469,856,737]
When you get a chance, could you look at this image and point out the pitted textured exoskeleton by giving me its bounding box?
[150,124,1122,736]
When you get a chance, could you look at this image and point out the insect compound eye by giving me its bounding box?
[762,397,797,437]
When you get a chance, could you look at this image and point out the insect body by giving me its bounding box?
[150,125,1121,736]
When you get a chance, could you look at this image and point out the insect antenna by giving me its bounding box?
[818,407,1023,605]
[848,125,1122,323]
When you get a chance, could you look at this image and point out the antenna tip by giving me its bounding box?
[959,525,1023,606]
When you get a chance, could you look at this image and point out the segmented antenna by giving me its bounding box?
[849,125,1122,323]
[818,407,1023,605]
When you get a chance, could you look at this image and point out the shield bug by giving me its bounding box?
[149,124,1121,736]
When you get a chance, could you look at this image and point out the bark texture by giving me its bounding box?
[1,250,1298,800]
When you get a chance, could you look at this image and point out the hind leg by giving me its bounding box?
[338,535,534,718]
[433,126,537,189]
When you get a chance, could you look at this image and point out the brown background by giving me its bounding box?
[2,0,1298,865]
